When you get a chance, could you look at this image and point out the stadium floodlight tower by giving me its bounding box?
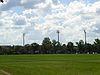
[56,30,60,44]
[23,33,25,46]
[84,30,86,45]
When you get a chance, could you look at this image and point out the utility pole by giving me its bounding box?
[23,33,25,46]
[84,30,86,45]
[57,30,60,44]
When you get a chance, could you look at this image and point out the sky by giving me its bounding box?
[0,0,100,45]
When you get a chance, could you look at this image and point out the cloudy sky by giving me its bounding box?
[0,0,100,45]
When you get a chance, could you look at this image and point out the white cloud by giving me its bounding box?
[13,15,27,25]
[0,0,100,45]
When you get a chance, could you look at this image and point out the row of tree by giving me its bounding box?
[0,37,100,55]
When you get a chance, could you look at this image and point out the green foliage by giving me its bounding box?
[67,42,75,54]
[93,38,100,53]
[0,38,100,54]
[41,37,52,53]
[76,40,85,53]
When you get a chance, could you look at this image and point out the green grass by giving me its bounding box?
[0,54,100,75]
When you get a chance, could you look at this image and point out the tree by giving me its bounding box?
[85,43,93,54]
[13,46,22,54]
[62,44,67,54]
[93,38,100,53]
[0,46,3,54]
[55,41,62,54]
[31,43,40,54]
[42,37,52,54]
[76,40,85,54]
[51,39,62,54]
[24,44,31,54]
[51,40,58,53]
[67,42,75,54]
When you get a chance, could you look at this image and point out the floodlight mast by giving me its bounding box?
[57,30,60,44]
[84,30,86,45]
[23,33,25,46]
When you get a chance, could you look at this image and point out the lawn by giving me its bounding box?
[0,54,100,75]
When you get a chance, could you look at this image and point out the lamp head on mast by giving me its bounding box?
[57,30,59,34]
[0,0,4,3]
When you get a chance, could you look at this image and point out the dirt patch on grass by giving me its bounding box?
[0,70,11,75]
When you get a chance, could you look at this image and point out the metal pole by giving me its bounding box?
[84,30,86,45]
[57,30,60,44]
[23,33,25,46]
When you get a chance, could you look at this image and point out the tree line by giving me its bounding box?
[0,37,100,55]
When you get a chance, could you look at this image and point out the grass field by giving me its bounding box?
[0,54,100,75]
